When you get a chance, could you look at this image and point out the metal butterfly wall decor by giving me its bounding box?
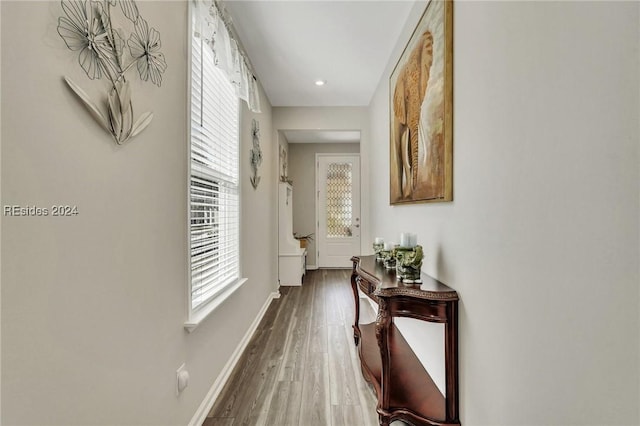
[57,0,167,145]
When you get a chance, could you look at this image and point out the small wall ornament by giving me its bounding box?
[57,0,167,145]
[279,145,289,183]
[249,119,262,189]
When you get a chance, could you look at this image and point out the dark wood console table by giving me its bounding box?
[350,255,460,426]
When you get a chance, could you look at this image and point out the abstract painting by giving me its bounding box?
[390,0,452,204]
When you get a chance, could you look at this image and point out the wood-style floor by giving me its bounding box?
[203,269,387,426]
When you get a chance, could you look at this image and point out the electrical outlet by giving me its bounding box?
[176,363,189,396]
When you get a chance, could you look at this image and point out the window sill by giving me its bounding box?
[184,278,248,333]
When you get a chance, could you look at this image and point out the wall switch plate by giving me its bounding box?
[176,363,189,396]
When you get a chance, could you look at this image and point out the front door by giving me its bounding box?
[317,154,361,268]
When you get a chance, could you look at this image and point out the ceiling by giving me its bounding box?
[282,129,360,144]
[224,1,414,107]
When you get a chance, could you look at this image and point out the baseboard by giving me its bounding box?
[188,291,280,426]
[306,265,318,270]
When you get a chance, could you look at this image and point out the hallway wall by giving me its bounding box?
[367,1,640,424]
[1,2,277,424]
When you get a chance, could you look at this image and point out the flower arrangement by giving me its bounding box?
[57,0,167,145]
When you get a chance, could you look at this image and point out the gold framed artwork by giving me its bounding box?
[390,0,453,204]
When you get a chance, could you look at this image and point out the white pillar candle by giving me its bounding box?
[400,233,410,247]
[383,242,394,251]
[374,237,384,244]
[409,233,418,248]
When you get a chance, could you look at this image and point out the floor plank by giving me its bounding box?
[265,380,303,426]
[203,417,234,426]
[298,351,331,426]
[277,277,313,382]
[308,270,327,354]
[327,325,359,406]
[331,404,365,426]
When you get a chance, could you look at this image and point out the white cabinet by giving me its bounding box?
[278,183,306,286]
[278,249,307,286]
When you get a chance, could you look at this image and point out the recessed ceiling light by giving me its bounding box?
[315,80,326,86]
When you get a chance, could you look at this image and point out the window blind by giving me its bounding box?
[190,34,240,312]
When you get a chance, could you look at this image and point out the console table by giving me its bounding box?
[350,255,460,426]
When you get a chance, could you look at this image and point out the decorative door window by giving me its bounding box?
[325,162,353,238]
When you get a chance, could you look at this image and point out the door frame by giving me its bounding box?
[315,153,361,268]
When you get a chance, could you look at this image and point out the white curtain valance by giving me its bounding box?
[193,0,261,113]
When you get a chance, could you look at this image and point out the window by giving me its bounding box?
[188,32,241,318]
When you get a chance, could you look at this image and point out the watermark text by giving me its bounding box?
[3,205,79,217]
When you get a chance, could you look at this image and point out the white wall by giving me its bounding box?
[273,107,371,256]
[240,88,278,319]
[0,1,277,424]
[368,1,640,425]
[288,142,360,267]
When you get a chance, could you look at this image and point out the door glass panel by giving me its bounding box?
[326,162,353,238]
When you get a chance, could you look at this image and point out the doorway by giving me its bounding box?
[316,154,361,268]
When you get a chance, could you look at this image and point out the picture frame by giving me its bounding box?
[389,0,453,204]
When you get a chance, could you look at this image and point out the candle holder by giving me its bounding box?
[373,242,384,261]
[382,247,397,270]
[395,245,423,283]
